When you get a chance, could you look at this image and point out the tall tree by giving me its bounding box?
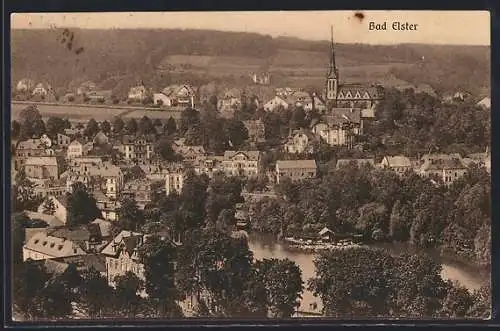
[223,119,249,149]
[392,252,448,317]
[46,116,67,137]
[125,118,139,135]
[251,258,304,318]
[58,263,83,300]
[66,182,101,228]
[113,271,145,318]
[289,107,307,130]
[139,116,155,135]
[156,139,178,162]
[13,260,51,320]
[165,116,177,135]
[309,248,396,318]
[12,120,21,139]
[113,117,125,134]
[139,236,183,317]
[19,105,46,139]
[118,197,144,231]
[79,267,114,318]
[41,197,56,215]
[153,118,163,127]
[38,279,73,319]
[180,108,200,133]
[101,120,112,134]
[12,169,41,212]
[84,118,99,138]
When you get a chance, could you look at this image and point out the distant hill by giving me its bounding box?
[11,28,490,98]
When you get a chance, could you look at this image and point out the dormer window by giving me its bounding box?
[43,241,47,246]
[34,239,40,244]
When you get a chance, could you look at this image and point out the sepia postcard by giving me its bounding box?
[8,10,491,322]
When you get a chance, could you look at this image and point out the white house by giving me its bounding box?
[32,83,50,97]
[222,151,262,177]
[16,78,35,93]
[476,97,491,109]
[284,129,318,154]
[128,84,148,102]
[23,231,86,261]
[263,95,290,112]
[154,84,196,108]
[101,230,147,286]
[67,139,84,158]
[380,156,413,176]
[165,169,185,196]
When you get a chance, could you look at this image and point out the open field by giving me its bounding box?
[11,102,182,122]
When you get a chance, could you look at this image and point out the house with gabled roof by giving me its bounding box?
[128,83,149,102]
[24,156,59,180]
[101,230,147,286]
[380,155,413,176]
[283,129,319,154]
[276,159,317,183]
[222,150,262,177]
[418,154,467,185]
[263,95,290,112]
[310,108,362,148]
[154,84,196,109]
[218,88,242,113]
[23,230,87,261]
[42,254,107,279]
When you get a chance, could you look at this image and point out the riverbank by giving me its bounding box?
[249,233,489,290]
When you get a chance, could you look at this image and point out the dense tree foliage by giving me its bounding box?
[18,105,46,139]
[46,116,69,137]
[118,197,144,231]
[138,236,183,317]
[12,29,488,98]
[84,118,99,138]
[365,88,490,156]
[247,162,491,266]
[101,120,112,134]
[309,248,485,318]
[66,182,101,228]
[113,117,125,134]
[250,258,304,317]
[12,169,42,213]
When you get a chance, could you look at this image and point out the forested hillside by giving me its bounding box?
[11,28,490,98]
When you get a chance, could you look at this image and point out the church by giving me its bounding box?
[323,27,382,109]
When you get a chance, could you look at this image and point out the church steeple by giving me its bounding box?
[328,25,338,77]
[326,25,339,102]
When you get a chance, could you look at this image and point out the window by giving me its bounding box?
[43,241,47,246]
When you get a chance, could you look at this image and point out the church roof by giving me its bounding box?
[337,84,381,100]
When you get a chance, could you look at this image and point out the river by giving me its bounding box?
[247,234,490,315]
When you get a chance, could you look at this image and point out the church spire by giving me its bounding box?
[325,25,339,103]
[328,25,338,78]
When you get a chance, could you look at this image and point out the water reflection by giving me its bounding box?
[248,233,489,315]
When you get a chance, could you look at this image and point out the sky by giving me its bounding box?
[11,11,490,45]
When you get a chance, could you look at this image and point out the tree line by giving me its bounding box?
[13,171,304,320]
[248,161,491,267]
[13,164,491,319]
